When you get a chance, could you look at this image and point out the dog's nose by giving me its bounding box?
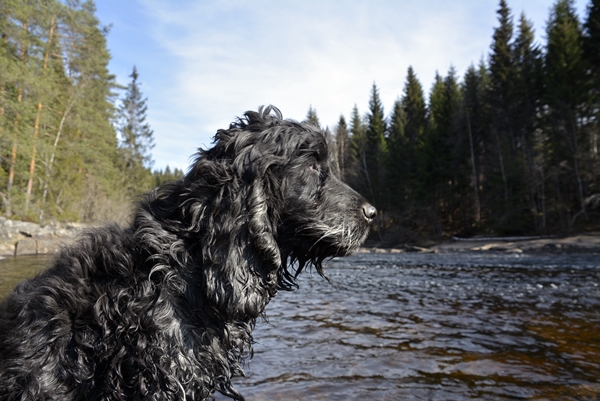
[362,203,377,221]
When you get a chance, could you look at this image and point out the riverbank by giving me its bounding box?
[2,217,599,258]
[360,232,600,254]
[0,217,90,257]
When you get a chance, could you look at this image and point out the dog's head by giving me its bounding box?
[184,106,375,288]
[144,106,374,306]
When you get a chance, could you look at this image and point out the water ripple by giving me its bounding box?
[227,252,600,400]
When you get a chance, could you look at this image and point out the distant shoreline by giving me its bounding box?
[2,217,599,258]
[359,232,600,254]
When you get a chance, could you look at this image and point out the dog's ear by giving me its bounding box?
[246,177,281,275]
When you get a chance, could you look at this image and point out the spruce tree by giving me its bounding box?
[543,0,588,227]
[583,0,600,164]
[117,65,154,171]
[365,83,388,211]
[386,98,406,215]
[305,105,320,127]
[489,0,514,113]
[462,64,484,224]
[513,12,545,232]
[421,73,446,235]
[348,104,369,201]
[583,0,600,77]
[488,0,523,230]
[334,115,350,181]
[401,66,426,191]
[386,67,427,218]
[422,68,465,234]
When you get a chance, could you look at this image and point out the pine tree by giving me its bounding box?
[489,0,514,113]
[53,0,123,222]
[462,64,484,224]
[401,66,426,192]
[305,105,320,127]
[334,115,350,181]
[488,0,515,222]
[153,165,184,187]
[583,0,600,77]
[348,104,369,200]
[421,73,446,235]
[364,83,387,211]
[422,69,464,234]
[543,0,588,228]
[583,0,600,163]
[0,0,37,217]
[386,98,406,215]
[386,67,427,218]
[25,4,61,213]
[513,12,545,231]
[117,65,154,170]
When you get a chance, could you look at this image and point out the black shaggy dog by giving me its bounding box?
[0,106,375,401]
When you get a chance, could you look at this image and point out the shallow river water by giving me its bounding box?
[1,252,599,400]
[228,252,600,401]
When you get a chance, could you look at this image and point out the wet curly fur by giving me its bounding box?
[0,106,375,400]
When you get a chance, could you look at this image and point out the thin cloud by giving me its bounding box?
[99,0,589,171]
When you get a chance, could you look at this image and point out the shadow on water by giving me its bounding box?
[1,252,599,400]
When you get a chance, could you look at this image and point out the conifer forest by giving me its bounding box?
[0,0,182,223]
[325,0,600,239]
[1,0,600,240]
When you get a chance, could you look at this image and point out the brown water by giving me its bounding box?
[1,253,599,400]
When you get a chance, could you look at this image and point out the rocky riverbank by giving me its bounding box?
[2,216,599,258]
[0,217,90,257]
[359,233,600,254]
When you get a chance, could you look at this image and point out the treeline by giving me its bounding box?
[0,0,182,223]
[320,0,600,239]
[2,0,599,238]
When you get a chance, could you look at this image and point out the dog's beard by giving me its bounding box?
[297,218,369,257]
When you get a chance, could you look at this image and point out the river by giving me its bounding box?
[1,252,599,400]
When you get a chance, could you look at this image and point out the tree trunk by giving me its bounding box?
[569,116,587,224]
[6,88,22,217]
[25,16,55,212]
[493,128,509,212]
[41,97,76,212]
[466,110,480,223]
[6,20,28,216]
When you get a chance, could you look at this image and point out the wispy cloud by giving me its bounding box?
[99,0,589,171]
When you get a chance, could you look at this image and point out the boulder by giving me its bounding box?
[14,238,37,256]
[36,238,63,254]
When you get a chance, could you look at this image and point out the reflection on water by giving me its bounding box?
[1,252,599,400]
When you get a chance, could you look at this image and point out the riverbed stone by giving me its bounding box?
[15,238,37,256]
[36,238,62,254]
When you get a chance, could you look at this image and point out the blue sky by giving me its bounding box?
[94,0,590,172]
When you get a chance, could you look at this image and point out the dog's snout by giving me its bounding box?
[362,203,377,221]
